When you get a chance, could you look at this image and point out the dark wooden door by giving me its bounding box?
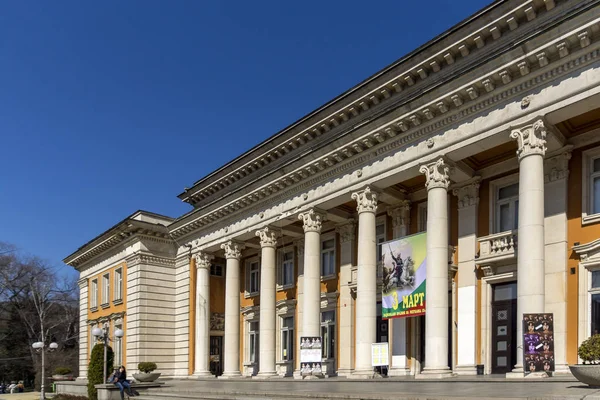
[209,336,223,376]
[491,299,517,374]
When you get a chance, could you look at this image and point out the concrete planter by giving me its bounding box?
[569,365,600,386]
[52,374,73,381]
[132,372,161,382]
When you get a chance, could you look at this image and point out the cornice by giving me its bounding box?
[178,0,570,209]
[170,6,600,240]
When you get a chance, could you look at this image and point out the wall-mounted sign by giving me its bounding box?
[523,313,554,374]
[381,232,427,319]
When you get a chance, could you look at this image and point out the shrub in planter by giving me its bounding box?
[133,362,160,382]
[570,334,600,386]
[54,367,73,375]
[87,344,114,400]
[138,362,157,373]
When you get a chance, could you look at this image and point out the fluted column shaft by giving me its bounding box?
[194,252,213,377]
[221,241,245,378]
[509,120,547,376]
[419,159,451,377]
[299,210,326,338]
[351,187,378,377]
[256,227,279,377]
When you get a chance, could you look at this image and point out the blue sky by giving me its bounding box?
[0,0,491,279]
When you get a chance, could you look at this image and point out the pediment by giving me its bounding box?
[573,238,600,267]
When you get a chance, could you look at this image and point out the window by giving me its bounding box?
[102,274,110,306]
[417,202,427,233]
[248,321,259,363]
[281,316,294,361]
[591,271,600,335]
[376,218,386,264]
[321,238,335,277]
[114,323,123,365]
[90,279,98,309]
[280,251,294,288]
[321,310,335,359]
[114,268,123,303]
[590,157,600,216]
[495,183,519,232]
[210,263,224,277]
[245,259,260,297]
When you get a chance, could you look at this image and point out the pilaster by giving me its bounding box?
[336,220,356,377]
[77,278,89,380]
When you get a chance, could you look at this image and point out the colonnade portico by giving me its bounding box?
[193,252,213,377]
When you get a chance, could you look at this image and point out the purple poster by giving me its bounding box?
[523,313,554,374]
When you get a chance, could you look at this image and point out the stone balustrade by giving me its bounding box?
[477,230,518,264]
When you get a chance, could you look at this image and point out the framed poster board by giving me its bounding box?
[300,336,322,375]
[371,342,389,367]
[523,313,554,374]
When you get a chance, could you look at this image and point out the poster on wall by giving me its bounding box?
[380,232,427,319]
[523,313,555,374]
[300,336,322,375]
[371,342,389,367]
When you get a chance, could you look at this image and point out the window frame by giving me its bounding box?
[90,279,98,310]
[582,147,600,225]
[114,321,123,365]
[320,309,336,360]
[210,263,224,278]
[113,268,123,305]
[101,273,110,307]
[417,202,427,233]
[245,257,260,298]
[248,320,259,364]
[280,315,294,362]
[488,174,519,234]
[320,232,336,280]
[277,248,295,290]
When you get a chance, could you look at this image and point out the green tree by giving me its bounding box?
[87,343,113,400]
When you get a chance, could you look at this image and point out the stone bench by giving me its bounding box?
[95,381,165,400]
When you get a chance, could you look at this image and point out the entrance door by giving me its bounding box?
[491,282,517,374]
[209,336,223,376]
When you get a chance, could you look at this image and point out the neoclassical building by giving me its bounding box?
[66,0,600,380]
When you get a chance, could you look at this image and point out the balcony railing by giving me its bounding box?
[477,230,518,265]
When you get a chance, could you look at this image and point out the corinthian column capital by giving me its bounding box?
[419,158,450,190]
[220,241,245,260]
[336,220,356,243]
[351,186,378,214]
[298,209,326,233]
[452,181,480,209]
[255,226,280,248]
[510,119,547,160]
[194,252,214,270]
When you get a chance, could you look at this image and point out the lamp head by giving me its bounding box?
[31,342,43,349]
[114,329,124,338]
[49,342,58,350]
[91,327,103,337]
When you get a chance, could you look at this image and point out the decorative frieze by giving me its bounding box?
[298,209,326,233]
[256,226,280,248]
[210,312,225,331]
[194,252,214,270]
[351,186,378,214]
[221,241,245,260]
[510,119,547,160]
[452,181,480,209]
[544,151,572,183]
[336,220,356,243]
[420,158,450,190]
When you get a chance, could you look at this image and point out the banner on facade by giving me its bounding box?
[380,232,427,319]
[523,313,555,374]
[300,336,322,375]
[371,342,389,367]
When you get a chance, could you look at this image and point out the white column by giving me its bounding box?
[507,119,547,378]
[336,220,356,376]
[350,186,378,378]
[256,226,279,378]
[220,241,245,378]
[544,151,571,374]
[387,202,411,376]
[452,181,480,375]
[418,158,452,378]
[193,252,213,377]
[77,278,89,380]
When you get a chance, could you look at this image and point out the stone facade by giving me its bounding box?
[65,0,600,380]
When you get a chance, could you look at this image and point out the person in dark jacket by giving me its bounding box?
[113,365,135,399]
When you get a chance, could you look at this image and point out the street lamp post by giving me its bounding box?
[91,324,124,384]
[32,340,58,400]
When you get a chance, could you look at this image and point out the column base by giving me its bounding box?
[415,367,453,379]
[336,368,353,377]
[454,365,478,376]
[551,364,572,376]
[253,372,280,379]
[218,372,246,379]
[192,371,214,379]
[348,369,381,379]
[387,367,411,377]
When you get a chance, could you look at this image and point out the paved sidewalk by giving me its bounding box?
[133,376,600,400]
[0,393,41,400]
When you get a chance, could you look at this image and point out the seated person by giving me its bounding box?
[111,366,135,399]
